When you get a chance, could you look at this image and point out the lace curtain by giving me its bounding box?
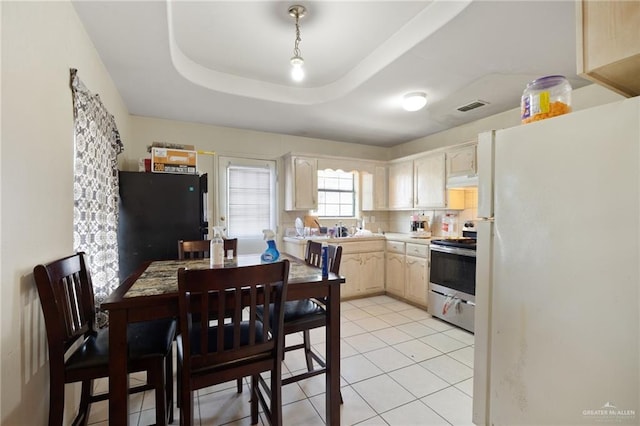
[70,69,124,313]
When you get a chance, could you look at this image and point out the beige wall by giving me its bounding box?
[127,116,391,246]
[125,116,389,171]
[389,84,624,159]
[1,1,131,424]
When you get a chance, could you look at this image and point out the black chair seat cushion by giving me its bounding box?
[65,318,177,372]
[256,299,325,323]
[187,321,266,354]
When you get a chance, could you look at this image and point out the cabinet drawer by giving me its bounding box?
[340,240,385,254]
[386,241,405,254]
[406,243,429,258]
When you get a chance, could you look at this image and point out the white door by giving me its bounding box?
[218,156,277,254]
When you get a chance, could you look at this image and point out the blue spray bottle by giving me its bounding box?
[261,229,280,262]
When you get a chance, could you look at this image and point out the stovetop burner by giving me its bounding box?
[430,238,477,249]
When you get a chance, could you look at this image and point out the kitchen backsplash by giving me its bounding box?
[388,188,478,236]
[281,188,477,237]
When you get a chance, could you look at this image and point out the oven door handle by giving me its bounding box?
[430,244,476,257]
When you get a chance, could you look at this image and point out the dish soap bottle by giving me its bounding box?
[261,229,280,263]
[210,227,224,267]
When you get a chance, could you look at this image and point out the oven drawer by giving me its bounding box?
[428,290,475,333]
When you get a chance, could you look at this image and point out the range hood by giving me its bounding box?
[447,174,478,189]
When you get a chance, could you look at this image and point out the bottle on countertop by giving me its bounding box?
[210,227,225,267]
[441,213,458,237]
[261,229,280,262]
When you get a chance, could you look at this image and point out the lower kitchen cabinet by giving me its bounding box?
[405,243,430,308]
[283,240,306,259]
[406,256,428,306]
[340,240,385,299]
[385,241,405,298]
[385,240,430,308]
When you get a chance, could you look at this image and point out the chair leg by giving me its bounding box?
[270,365,283,426]
[176,356,181,408]
[237,378,243,393]
[48,376,65,426]
[176,352,193,426]
[179,374,192,426]
[166,345,174,423]
[72,379,93,426]
[302,330,314,372]
[250,375,259,425]
[148,360,167,426]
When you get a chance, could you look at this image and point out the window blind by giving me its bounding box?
[227,166,273,238]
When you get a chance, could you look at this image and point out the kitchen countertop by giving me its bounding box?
[382,233,434,245]
[283,233,434,245]
[283,234,386,244]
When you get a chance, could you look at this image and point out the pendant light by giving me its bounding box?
[288,5,306,82]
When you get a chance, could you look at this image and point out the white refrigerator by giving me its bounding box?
[473,97,639,425]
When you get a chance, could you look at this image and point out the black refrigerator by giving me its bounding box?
[117,171,208,281]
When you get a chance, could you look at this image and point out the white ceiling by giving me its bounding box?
[72,0,590,147]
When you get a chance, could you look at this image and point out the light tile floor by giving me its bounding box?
[88,295,474,425]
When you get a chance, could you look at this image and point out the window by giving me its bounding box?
[315,169,355,217]
[219,157,276,239]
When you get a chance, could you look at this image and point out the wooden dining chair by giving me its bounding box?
[258,241,342,387]
[33,252,176,426]
[178,238,238,259]
[177,237,243,393]
[176,260,290,426]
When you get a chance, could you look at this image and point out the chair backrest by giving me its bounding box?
[33,252,96,363]
[178,240,210,260]
[223,238,238,257]
[178,238,238,260]
[305,241,342,274]
[177,260,290,371]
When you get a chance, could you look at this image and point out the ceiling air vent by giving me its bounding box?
[456,100,489,112]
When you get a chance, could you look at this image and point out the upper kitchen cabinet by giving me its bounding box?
[577,0,640,97]
[388,152,463,210]
[388,161,414,209]
[284,154,317,211]
[446,144,476,178]
[446,143,478,188]
[361,165,388,211]
[414,152,446,209]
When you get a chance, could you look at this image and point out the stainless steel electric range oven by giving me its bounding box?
[428,236,476,333]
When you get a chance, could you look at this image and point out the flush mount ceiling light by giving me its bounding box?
[402,92,428,111]
[288,5,306,82]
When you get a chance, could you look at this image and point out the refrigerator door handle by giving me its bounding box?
[476,217,495,222]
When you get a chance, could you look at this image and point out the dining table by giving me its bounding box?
[102,252,345,425]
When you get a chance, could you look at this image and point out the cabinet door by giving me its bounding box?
[447,145,477,177]
[373,166,388,210]
[405,255,428,307]
[577,0,640,96]
[361,251,385,293]
[362,166,388,211]
[388,161,414,209]
[385,252,405,297]
[293,157,318,210]
[414,152,446,209]
[340,253,361,299]
[283,241,306,259]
